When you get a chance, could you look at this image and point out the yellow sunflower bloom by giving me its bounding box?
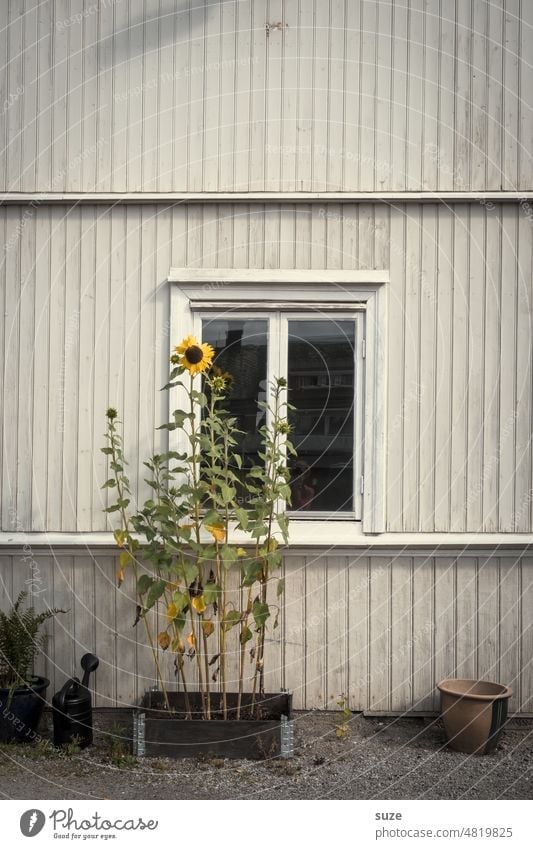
[173,335,215,376]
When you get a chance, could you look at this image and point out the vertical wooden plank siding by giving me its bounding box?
[0,0,531,192]
[0,552,530,712]
[0,203,532,535]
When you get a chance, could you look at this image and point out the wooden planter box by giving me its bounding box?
[133,691,294,760]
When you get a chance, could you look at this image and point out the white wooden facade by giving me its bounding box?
[1,1,532,712]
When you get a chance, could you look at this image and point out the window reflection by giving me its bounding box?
[202,319,268,505]
[288,320,355,513]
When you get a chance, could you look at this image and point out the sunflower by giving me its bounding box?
[173,335,215,376]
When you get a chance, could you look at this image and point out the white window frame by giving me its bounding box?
[169,269,389,541]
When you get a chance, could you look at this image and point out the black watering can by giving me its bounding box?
[52,654,99,749]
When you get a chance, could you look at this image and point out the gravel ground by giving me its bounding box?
[0,713,531,800]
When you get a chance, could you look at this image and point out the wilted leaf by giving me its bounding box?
[132,604,143,627]
[186,631,196,648]
[158,632,170,651]
[116,567,125,587]
[113,529,127,547]
[119,550,133,569]
[191,595,207,614]
[171,637,185,653]
[166,603,178,622]
[202,621,215,638]
[205,523,226,543]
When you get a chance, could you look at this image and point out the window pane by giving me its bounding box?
[202,319,268,504]
[288,320,355,513]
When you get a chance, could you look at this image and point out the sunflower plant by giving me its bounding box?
[102,335,295,719]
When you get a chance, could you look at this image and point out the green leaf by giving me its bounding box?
[137,575,154,595]
[101,447,114,455]
[182,562,198,586]
[203,509,223,527]
[102,478,116,489]
[104,504,121,513]
[240,625,253,645]
[222,610,241,632]
[252,601,270,630]
[173,410,190,427]
[276,578,285,597]
[219,483,235,504]
[203,583,221,605]
[234,507,249,530]
[145,579,167,610]
[220,545,237,569]
[242,560,262,587]
[277,514,289,542]
[172,590,189,613]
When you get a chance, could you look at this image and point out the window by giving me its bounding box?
[201,314,364,519]
[169,270,388,538]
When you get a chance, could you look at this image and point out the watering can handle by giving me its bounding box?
[55,678,79,712]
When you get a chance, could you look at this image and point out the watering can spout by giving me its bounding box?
[80,653,99,688]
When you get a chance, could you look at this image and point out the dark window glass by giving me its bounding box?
[288,320,355,513]
[202,319,268,506]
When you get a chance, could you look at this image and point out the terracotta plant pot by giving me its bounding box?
[437,678,512,755]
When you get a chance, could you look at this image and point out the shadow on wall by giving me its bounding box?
[106,0,252,67]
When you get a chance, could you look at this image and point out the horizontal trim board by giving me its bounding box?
[1,532,532,552]
[170,269,389,285]
[190,301,367,311]
[1,192,533,205]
